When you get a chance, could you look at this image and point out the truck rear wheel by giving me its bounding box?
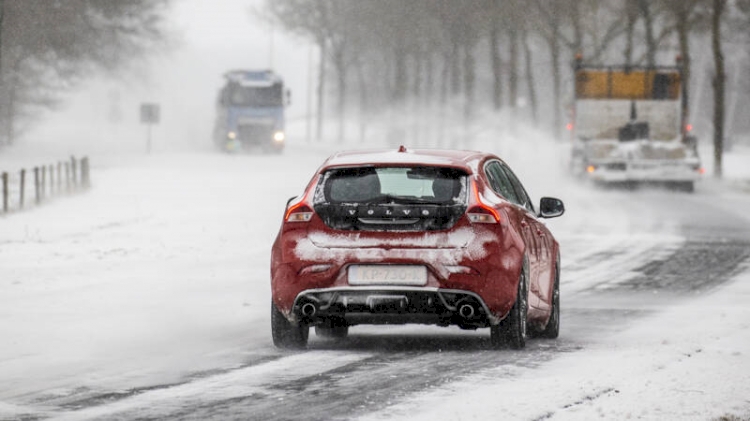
[668,181,694,193]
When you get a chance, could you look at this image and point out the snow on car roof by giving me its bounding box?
[319,147,488,174]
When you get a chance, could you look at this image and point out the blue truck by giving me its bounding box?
[213,70,289,153]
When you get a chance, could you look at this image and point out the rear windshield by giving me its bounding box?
[315,167,467,205]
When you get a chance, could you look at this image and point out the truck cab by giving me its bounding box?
[213,70,289,153]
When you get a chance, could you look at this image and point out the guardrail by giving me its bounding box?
[1,156,90,214]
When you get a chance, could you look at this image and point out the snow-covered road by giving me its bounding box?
[1,137,749,420]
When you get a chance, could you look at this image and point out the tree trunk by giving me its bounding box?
[424,51,434,108]
[489,0,502,110]
[356,59,368,143]
[438,50,450,147]
[450,40,461,97]
[316,38,326,141]
[463,42,475,123]
[523,30,538,125]
[571,0,583,55]
[334,51,346,143]
[393,47,407,103]
[0,0,5,147]
[548,21,562,140]
[0,0,3,79]
[712,0,726,178]
[639,0,657,68]
[4,67,14,146]
[425,52,435,146]
[624,0,638,66]
[508,24,519,109]
[676,12,691,130]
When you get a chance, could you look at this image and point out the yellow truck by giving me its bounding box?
[569,56,703,192]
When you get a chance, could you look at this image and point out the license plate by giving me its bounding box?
[348,265,427,286]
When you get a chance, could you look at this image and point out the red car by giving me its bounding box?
[270,146,564,349]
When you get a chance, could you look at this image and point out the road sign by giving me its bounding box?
[140,103,160,153]
[140,103,160,124]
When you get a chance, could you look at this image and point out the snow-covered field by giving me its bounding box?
[1,125,750,420]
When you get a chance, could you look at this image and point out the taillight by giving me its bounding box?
[468,180,500,224]
[468,209,498,224]
[285,202,313,222]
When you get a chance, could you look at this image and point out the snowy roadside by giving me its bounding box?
[358,266,750,421]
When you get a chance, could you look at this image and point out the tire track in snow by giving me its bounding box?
[46,352,372,421]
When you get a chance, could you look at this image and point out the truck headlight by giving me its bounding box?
[227,131,236,140]
[273,131,285,142]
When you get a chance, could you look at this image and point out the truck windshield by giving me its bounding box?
[224,83,283,107]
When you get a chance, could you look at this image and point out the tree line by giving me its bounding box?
[265,0,749,176]
[0,0,170,147]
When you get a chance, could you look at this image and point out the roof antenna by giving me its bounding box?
[398,145,407,153]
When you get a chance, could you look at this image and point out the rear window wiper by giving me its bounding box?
[364,195,441,205]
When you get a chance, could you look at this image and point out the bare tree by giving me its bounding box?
[0,0,171,147]
[264,0,335,141]
[488,0,503,110]
[263,0,733,151]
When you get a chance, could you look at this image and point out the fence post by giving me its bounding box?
[57,162,62,192]
[65,162,71,192]
[41,165,46,201]
[2,172,7,213]
[81,157,90,188]
[48,164,54,196]
[19,169,25,209]
[34,167,40,204]
[71,156,78,189]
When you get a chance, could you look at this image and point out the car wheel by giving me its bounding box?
[315,319,349,339]
[680,182,695,193]
[271,301,309,349]
[490,269,528,350]
[538,264,560,339]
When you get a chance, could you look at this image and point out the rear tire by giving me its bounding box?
[271,301,309,349]
[538,264,560,339]
[490,269,528,350]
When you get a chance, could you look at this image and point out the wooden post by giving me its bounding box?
[34,167,40,204]
[71,156,78,188]
[80,157,90,188]
[41,165,46,200]
[57,162,62,192]
[1,172,7,213]
[19,169,25,209]
[64,162,70,192]
[48,164,54,196]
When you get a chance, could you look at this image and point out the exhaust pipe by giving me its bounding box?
[458,303,475,319]
[301,302,317,318]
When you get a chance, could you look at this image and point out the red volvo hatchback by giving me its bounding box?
[270,147,564,349]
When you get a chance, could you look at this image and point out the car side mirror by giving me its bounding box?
[539,197,564,218]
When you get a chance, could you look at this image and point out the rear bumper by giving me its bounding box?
[292,286,500,328]
[586,161,701,183]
